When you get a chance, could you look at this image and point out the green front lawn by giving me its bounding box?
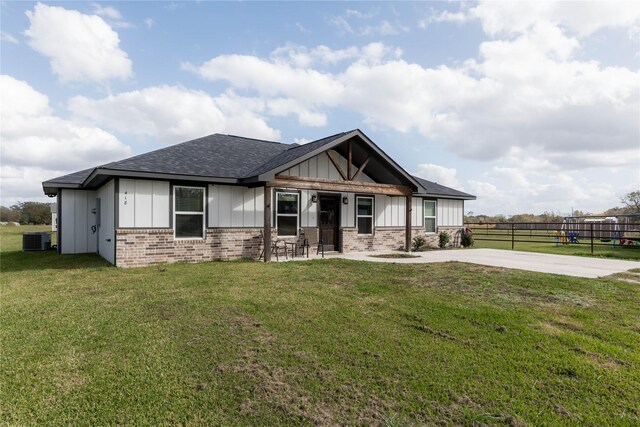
[1,226,639,425]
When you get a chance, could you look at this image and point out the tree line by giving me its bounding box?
[0,202,53,225]
[466,190,640,223]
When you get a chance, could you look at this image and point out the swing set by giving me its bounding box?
[559,214,640,247]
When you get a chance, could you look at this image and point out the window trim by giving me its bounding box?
[356,195,374,235]
[173,185,205,240]
[424,199,437,234]
[275,190,300,237]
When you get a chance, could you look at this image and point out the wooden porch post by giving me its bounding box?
[263,186,271,262]
[405,195,412,252]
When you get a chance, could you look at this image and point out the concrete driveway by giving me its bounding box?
[314,248,639,279]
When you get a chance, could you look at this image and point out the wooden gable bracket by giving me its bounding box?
[326,140,371,182]
[325,150,348,181]
[350,156,370,181]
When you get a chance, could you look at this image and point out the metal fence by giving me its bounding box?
[466,222,640,254]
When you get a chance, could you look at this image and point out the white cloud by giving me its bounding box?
[470,0,640,37]
[295,22,309,33]
[24,3,133,83]
[1,32,19,44]
[266,98,327,127]
[92,3,122,20]
[144,18,155,29]
[329,16,354,35]
[359,20,410,36]
[293,138,311,145]
[68,86,281,144]
[415,164,461,189]
[186,28,639,171]
[0,75,132,204]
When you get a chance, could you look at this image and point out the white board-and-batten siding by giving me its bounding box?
[97,180,116,264]
[437,199,464,227]
[208,185,264,228]
[118,179,170,228]
[278,151,374,183]
[60,189,97,254]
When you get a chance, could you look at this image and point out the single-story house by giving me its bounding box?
[42,129,475,267]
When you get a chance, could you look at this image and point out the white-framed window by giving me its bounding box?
[356,196,374,235]
[276,191,299,236]
[424,200,436,233]
[174,186,205,239]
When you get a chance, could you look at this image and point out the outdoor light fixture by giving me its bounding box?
[311,194,318,203]
[342,197,349,205]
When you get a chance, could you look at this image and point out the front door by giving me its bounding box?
[319,195,340,251]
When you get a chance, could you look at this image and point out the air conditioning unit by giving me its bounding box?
[23,232,51,251]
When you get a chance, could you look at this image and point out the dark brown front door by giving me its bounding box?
[319,195,340,251]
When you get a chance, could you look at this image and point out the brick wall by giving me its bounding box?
[115,228,264,268]
[341,226,464,253]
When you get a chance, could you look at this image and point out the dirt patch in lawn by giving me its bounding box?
[368,253,421,259]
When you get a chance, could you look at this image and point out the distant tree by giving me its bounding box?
[13,202,51,225]
[0,206,20,222]
[620,190,640,213]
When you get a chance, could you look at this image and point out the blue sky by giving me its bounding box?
[1,1,639,215]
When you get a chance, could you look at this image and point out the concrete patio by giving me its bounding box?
[280,248,640,279]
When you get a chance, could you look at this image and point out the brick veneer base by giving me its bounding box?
[115,226,465,267]
[116,228,264,268]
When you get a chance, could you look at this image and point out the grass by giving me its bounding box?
[1,226,640,425]
[469,227,640,260]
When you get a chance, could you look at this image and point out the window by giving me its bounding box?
[174,186,205,239]
[356,196,373,235]
[424,200,436,233]
[276,192,298,236]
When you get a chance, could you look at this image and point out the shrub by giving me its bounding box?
[412,236,426,251]
[461,228,474,247]
[438,231,451,249]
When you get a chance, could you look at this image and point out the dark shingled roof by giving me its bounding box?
[413,176,476,199]
[43,168,95,185]
[101,134,289,178]
[42,131,475,200]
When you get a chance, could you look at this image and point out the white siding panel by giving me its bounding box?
[437,199,463,226]
[397,197,406,227]
[61,190,75,253]
[300,190,310,227]
[208,185,219,227]
[317,154,329,179]
[340,193,356,227]
[73,192,89,253]
[152,181,170,227]
[243,188,255,227]
[390,197,398,226]
[134,180,153,228]
[218,186,232,227]
[231,186,244,227]
[254,187,264,227]
[375,195,386,227]
[118,179,135,227]
[412,197,423,227]
[97,180,115,264]
[308,157,317,178]
[61,189,98,254]
[118,179,169,228]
